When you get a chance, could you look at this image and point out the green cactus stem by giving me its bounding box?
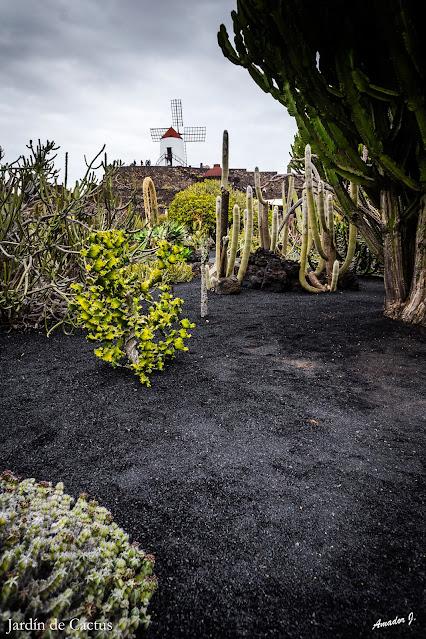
[142,177,159,227]
[323,192,337,284]
[315,256,326,275]
[214,195,221,276]
[219,130,230,276]
[254,167,270,249]
[270,205,278,252]
[200,241,209,318]
[280,175,295,257]
[221,130,229,190]
[331,259,340,291]
[339,183,358,276]
[219,236,229,277]
[299,191,326,293]
[305,145,327,260]
[237,188,254,283]
[226,204,241,277]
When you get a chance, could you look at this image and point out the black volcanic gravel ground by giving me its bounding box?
[0,279,425,639]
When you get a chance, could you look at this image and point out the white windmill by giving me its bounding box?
[150,99,206,166]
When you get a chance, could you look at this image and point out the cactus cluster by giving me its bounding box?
[299,144,357,293]
[0,471,157,638]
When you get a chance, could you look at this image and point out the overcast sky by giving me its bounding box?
[0,0,297,182]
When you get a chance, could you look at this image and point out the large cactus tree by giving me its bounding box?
[218,0,426,325]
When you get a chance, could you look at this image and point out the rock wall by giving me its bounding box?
[113,165,303,216]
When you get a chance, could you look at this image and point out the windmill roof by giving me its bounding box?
[161,127,182,139]
[204,163,222,178]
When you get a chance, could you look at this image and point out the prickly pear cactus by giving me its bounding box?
[0,471,157,638]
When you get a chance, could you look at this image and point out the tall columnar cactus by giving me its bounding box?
[218,130,230,277]
[299,144,358,293]
[270,205,279,252]
[254,167,270,250]
[200,241,209,317]
[226,204,241,277]
[280,175,294,257]
[214,195,222,276]
[142,176,159,227]
[237,187,254,283]
[339,182,358,277]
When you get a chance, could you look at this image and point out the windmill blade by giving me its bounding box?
[150,128,169,142]
[183,126,206,142]
[171,99,183,131]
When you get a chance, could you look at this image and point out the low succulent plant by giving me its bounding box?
[0,471,157,638]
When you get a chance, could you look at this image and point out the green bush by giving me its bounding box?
[0,471,157,638]
[70,230,195,386]
[130,260,193,285]
[167,180,247,234]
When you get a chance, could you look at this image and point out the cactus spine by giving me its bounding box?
[226,204,241,277]
[237,188,254,283]
[142,176,159,227]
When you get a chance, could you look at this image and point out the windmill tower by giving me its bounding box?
[150,99,206,166]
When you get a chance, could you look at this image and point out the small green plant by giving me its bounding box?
[133,221,188,245]
[70,230,195,386]
[0,470,157,638]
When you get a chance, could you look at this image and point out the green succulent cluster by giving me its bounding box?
[70,230,195,386]
[0,470,157,639]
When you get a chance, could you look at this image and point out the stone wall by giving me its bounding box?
[113,165,303,216]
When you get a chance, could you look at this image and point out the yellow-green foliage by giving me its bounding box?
[168,180,247,234]
[70,230,195,386]
[130,261,193,285]
[0,470,157,638]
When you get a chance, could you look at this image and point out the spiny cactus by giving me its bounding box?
[214,194,222,276]
[237,188,254,283]
[299,144,358,293]
[217,130,230,277]
[254,167,270,250]
[142,177,158,227]
[270,205,279,252]
[226,204,241,277]
[200,241,209,317]
[0,471,157,639]
[280,175,294,257]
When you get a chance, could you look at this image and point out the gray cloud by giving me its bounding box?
[0,0,296,181]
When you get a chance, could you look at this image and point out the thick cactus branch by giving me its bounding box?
[237,188,254,283]
[226,204,241,277]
